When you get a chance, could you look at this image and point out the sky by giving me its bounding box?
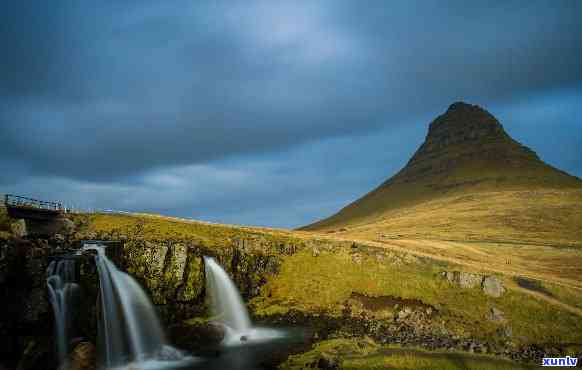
[1,1,581,228]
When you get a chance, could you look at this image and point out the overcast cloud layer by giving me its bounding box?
[1,1,581,227]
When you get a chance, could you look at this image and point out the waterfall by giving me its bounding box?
[84,243,188,369]
[204,257,251,333]
[204,256,284,345]
[47,259,80,366]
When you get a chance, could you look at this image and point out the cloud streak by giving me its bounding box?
[1,1,581,226]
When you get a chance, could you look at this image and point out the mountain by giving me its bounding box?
[303,102,582,244]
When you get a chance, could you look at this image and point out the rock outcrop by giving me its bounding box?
[441,271,483,288]
[120,236,303,323]
[482,276,506,298]
[402,102,540,185]
[441,271,505,297]
[0,235,98,370]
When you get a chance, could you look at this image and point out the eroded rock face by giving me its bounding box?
[23,217,77,239]
[397,102,542,186]
[121,236,300,323]
[0,236,98,369]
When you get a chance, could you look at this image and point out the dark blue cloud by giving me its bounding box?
[1,1,581,227]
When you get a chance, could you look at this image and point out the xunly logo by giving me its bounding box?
[542,356,578,367]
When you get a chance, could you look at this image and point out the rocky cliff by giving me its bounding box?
[397,102,544,185]
[0,234,99,370]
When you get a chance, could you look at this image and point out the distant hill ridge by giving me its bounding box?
[304,102,582,231]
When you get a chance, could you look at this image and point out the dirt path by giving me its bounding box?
[309,234,582,317]
[510,284,582,317]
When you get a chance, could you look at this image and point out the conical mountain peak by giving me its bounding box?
[403,101,539,179]
[304,102,581,231]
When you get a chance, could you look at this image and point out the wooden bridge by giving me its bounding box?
[4,194,64,221]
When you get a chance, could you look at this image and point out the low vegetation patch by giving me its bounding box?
[280,338,535,370]
[0,205,11,234]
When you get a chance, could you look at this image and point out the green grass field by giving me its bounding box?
[281,339,537,370]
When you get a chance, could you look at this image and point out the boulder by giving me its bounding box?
[458,272,483,288]
[318,354,339,369]
[60,218,76,236]
[10,219,27,238]
[482,276,505,297]
[66,342,96,370]
[441,271,483,288]
[488,307,506,323]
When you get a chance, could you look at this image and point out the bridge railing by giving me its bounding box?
[4,194,63,211]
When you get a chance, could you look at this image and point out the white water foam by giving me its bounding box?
[204,256,286,347]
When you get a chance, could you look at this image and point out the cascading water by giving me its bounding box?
[204,256,284,346]
[47,258,80,366]
[83,243,190,369]
[204,257,251,333]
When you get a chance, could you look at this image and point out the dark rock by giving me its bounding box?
[53,234,65,243]
[15,338,53,370]
[169,321,225,350]
[64,342,96,370]
[317,354,338,369]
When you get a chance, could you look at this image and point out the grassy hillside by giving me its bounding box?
[76,214,582,369]
[251,246,582,346]
[76,212,305,247]
[281,339,538,370]
[304,166,582,233]
[333,189,582,245]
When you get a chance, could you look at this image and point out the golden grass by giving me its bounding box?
[324,190,582,247]
[76,212,303,248]
[300,190,582,298]
[379,239,582,290]
[251,248,582,345]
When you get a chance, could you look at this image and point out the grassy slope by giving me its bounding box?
[303,189,582,295]
[80,212,305,248]
[78,213,582,348]
[313,189,582,246]
[303,159,582,234]
[70,212,582,369]
[251,247,582,346]
[281,339,538,370]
